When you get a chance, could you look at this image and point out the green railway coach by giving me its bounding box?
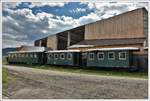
[85,47,139,68]
[7,51,45,64]
[46,50,81,66]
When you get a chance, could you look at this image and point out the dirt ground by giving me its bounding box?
[3,65,148,99]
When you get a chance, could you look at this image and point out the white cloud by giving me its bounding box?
[2,2,20,9]
[76,12,100,25]
[28,2,67,8]
[2,39,33,48]
[2,7,78,48]
[69,8,86,13]
[2,2,148,48]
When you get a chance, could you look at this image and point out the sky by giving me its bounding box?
[2,2,148,48]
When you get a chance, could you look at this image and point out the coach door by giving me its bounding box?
[81,52,87,66]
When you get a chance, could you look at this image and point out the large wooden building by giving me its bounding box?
[34,8,148,51]
[33,7,148,71]
[7,7,148,71]
[34,25,85,50]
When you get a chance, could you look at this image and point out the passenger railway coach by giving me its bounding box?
[46,50,81,66]
[7,51,45,64]
[6,47,142,70]
[84,47,139,68]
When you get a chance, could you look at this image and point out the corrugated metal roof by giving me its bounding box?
[8,51,44,53]
[19,45,46,51]
[8,46,47,53]
[68,38,145,48]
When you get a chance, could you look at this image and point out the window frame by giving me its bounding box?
[8,54,11,57]
[22,54,24,57]
[25,54,28,58]
[89,53,95,60]
[48,54,52,59]
[97,52,104,60]
[34,53,37,58]
[18,53,21,58]
[14,53,16,57]
[54,54,59,60]
[119,52,126,60]
[11,54,13,58]
[60,53,65,60]
[30,53,33,58]
[67,53,72,60]
[108,52,115,60]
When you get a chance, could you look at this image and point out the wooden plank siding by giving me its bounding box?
[34,38,47,47]
[47,35,57,50]
[85,8,146,40]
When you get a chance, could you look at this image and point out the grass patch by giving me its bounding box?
[2,57,8,65]
[2,68,13,88]
[8,64,148,79]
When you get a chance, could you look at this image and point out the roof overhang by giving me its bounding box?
[46,50,81,53]
[86,47,140,52]
[68,45,94,49]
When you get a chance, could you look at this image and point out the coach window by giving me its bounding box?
[25,54,27,57]
[8,54,10,57]
[54,54,58,60]
[108,52,115,60]
[29,53,33,58]
[21,54,23,57]
[34,53,37,58]
[11,54,13,58]
[89,53,94,60]
[48,54,52,59]
[23,54,25,57]
[60,53,65,60]
[119,52,126,60]
[97,52,104,60]
[67,53,72,60]
[30,53,33,58]
[19,54,21,57]
[15,53,17,57]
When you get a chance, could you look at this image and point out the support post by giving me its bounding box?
[67,31,71,48]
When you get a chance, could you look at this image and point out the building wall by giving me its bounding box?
[34,38,47,47]
[143,9,148,47]
[17,47,28,51]
[47,35,57,50]
[85,8,147,40]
